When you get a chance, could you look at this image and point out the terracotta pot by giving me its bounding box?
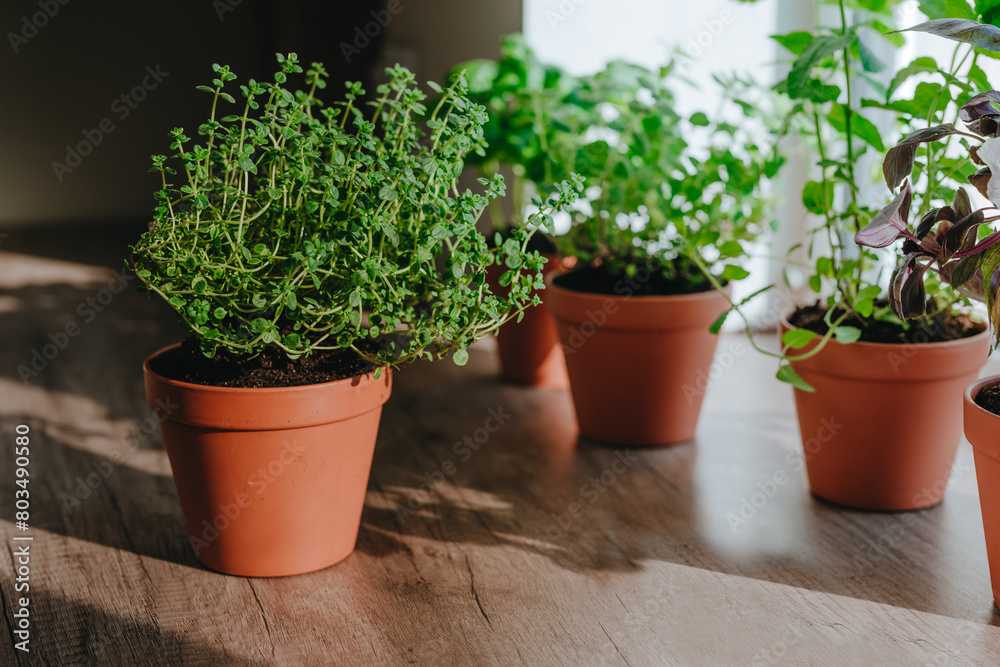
[964,377,1000,607]
[786,320,988,510]
[487,253,569,389]
[143,344,391,577]
[545,272,730,445]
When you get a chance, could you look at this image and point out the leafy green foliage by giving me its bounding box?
[555,63,783,288]
[131,54,582,366]
[456,35,586,229]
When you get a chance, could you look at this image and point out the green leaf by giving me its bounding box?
[981,0,1000,28]
[721,265,750,281]
[833,326,862,344]
[782,328,819,349]
[453,348,469,366]
[787,32,857,99]
[169,296,186,309]
[379,185,398,201]
[250,318,270,333]
[920,0,977,21]
[887,56,939,98]
[718,240,743,258]
[857,32,886,73]
[828,104,884,151]
[802,180,832,215]
[771,31,814,56]
[192,277,207,293]
[777,365,815,392]
[689,112,710,126]
[709,309,730,334]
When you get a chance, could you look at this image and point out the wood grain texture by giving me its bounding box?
[2,245,1000,666]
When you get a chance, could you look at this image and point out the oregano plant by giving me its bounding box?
[557,60,783,293]
[131,53,582,368]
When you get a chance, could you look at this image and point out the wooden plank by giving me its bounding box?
[3,245,1000,666]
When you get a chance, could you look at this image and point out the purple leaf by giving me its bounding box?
[973,137,1000,207]
[898,19,1000,52]
[970,167,992,199]
[882,124,958,191]
[889,253,929,319]
[949,253,982,289]
[953,188,972,220]
[856,181,912,248]
[915,208,942,240]
[939,258,986,302]
[953,229,1000,259]
[944,210,986,257]
[961,91,1000,123]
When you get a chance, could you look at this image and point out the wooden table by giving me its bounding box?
[3,246,1000,666]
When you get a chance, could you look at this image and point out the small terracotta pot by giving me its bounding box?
[144,344,391,577]
[487,253,569,389]
[786,320,988,510]
[545,272,730,445]
[964,377,1000,607]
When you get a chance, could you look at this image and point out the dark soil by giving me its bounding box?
[553,265,714,296]
[789,304,983,345]
[975,385,1000,416]
[149,337,380,388]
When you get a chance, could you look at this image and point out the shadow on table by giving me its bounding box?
[0,280,186,421]
[0,411,195,568]
[1,589,253,666]
[357,353,1000,623]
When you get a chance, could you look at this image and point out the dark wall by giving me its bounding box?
[0,0,380,228]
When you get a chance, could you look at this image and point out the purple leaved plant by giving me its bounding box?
[857,82,1000,341]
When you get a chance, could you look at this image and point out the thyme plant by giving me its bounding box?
[131,54,581,367]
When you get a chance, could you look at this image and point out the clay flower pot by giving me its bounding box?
[964,376,1000,607]
[545,272,729,445]
[487,253,569,388]
[786,321,988,511]
[143,343,391,577]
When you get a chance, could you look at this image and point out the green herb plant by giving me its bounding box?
[722,0,982,390]
[556,60,783,293]
[131,53,582,369]
[456,34,588,233]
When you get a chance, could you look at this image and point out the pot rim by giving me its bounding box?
[143,342,389,395]
[966,375,1000,421]
[545,268,729,303]
[779,313,990,350]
